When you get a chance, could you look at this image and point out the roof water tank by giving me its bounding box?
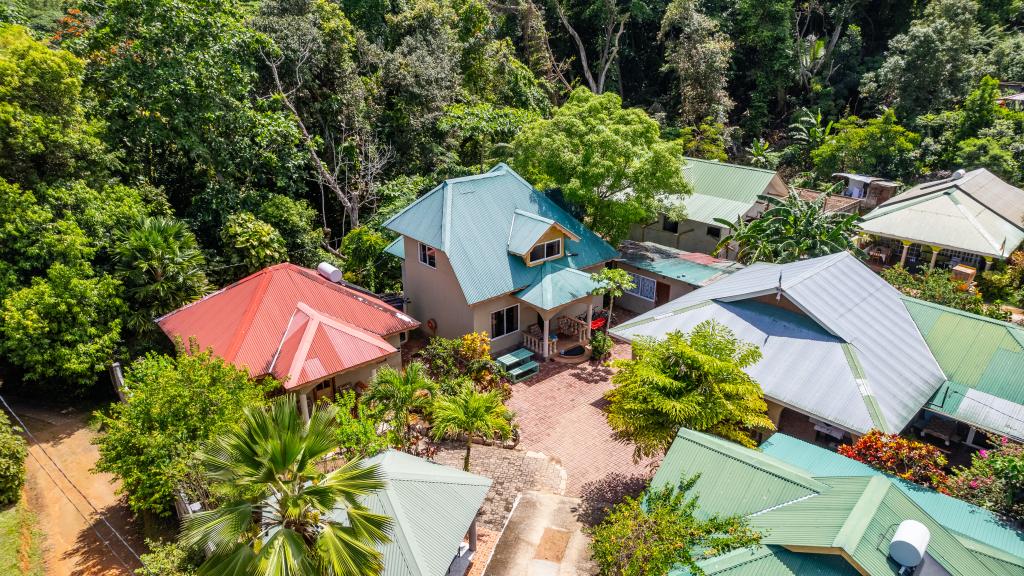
[951,168,966,180]
[890,519,930,567]
[317,262,343,283]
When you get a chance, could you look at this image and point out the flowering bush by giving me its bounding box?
[420,332,511,398]
[838,430,949,489]
[946,437,1024,523]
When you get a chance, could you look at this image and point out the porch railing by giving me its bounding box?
[521,325,557,356]
[558,316,589,343]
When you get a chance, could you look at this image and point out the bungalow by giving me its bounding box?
[860,168,1024,271]
[383,164,618,359]
[630,158,789,256]
[833,172,900,211]
[611,252,948,441]
[654,428,1024,575]
[157,263,419,419]
[613,240,743,314]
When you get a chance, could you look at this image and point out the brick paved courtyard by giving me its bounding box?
[507,341,659,497]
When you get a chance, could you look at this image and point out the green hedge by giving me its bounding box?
[0,412,27,506]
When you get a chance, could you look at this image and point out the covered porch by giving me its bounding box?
[512,262,603,360]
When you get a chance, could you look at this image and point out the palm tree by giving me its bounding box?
[181,395,391,576]
[365,362,435,444]
[431,384,514,471]
[714,192,862,264]
[112,216,210,333]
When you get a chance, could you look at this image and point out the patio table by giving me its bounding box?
[496,347,534,369]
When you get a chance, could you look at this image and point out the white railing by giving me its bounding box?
[558,316,588,343]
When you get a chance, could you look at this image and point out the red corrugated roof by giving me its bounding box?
[157,263,417,385]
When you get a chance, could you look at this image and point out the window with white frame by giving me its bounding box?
[528,238,562,264]
[490,304,519,338]
[624,272,657,301]
[418,242,436,268]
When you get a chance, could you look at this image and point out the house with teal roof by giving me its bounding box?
[614,240,743,314]
[654,428,1024,576]
[383,164,618,358]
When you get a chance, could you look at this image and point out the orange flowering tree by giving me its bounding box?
[838,430,949,489]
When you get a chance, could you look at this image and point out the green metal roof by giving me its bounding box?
[507,210,557,256]
[656,429,1020,575]
[902,297,1024,440]
[384,237,404,259]
[513,262,600,311]
[383,164,618,305]
[615,241,742,287]
[683,546,859,576]
[668,158,781,225]
[860,170,1024,258]
[358,450,492,576]
[760,433,1024,567]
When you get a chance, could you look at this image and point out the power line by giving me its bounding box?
[0,395,142,569]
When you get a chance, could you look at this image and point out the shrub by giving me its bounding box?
[0,412,27,506]
[135,539,200,576]
[332,391,398,460]
[946,437,1024,523]
[882,265,1010,321]
[419,332,511,398]
[590,330,613,362]
[838,430,948,489]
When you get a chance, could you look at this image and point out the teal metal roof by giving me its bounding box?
[384,164,618,305]
[667,158,782,225]
[507,210,557,256]
[513,262,600,311]
[902,297,1024,440]
[683,546,859,576]
[357,450,492,576]
[760,433,1024,566]
[615,240,742,287]
[385,237,404,259]
[655,429,1018,575]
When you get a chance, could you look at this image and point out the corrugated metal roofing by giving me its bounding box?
[658,429,1016,576]
[682,546,859,576]
[385,237,404,259]
[157,263,417,380]
[760,433,1024,565]
[383,164,617,305]
[902,297,1024,440]
[513,262,600,311]
[357,450,492,576]
[507,210,557,256]
[612,252,946,434]
[861,168,1024,258]
[616,240,743,286]
[664,158,782,225]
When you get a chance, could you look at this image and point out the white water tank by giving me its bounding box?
[890,519,930,567]
[317,262,343,283]
[951,168,966,180]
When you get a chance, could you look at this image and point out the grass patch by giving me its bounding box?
[0,497,45,576]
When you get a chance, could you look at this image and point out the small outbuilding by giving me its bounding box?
[613,240,742,313]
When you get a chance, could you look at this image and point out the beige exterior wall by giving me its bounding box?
[614,262,696,314]
[295,349,400,404]
[471,293,526,353]
[630,214,732,256]
[523,226,568,267]
[400,236,474,339]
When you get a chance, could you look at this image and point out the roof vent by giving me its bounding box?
[317,262,343,283]
[890,519,930,568]
[951,168,966,180]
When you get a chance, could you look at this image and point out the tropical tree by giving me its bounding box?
[658,0,733,126]
[811,109,921,182]
[112,216,210,334]
[606,320,774,459]
[590,268,636,330]
[181,395,391,576]
[714,193,862,264]
[431,384,514,471]
[365,362,436,444]
[218,212,288,279]
[589,475,762,576]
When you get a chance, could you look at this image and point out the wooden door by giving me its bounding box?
[655,282,671,307]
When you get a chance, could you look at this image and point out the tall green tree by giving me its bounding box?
[714,193,863,264]
[811,109,921,182]
[218,212,288,279]
[730,0,795,135]
[431,384,514,471]
[112,216,211,335]
[94,344,276,516]
[365,362,436,444]
[589,475,762,576]
[181,395,391,576]
[590,268,636,330]
[606,321,774,459]
[511,87,689,243]
[659,0,733,126]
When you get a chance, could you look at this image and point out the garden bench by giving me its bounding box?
[507,360,540,382]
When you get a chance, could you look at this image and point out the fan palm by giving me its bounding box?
[365,361,435,444]
[180,395,391,576]
[112,216,210,332]
[431,384,514,471]
[714,192,862,264]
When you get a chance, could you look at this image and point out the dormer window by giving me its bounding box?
[529,239,562,264]
[418,242,436,268]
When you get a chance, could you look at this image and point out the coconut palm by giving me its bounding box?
[714,192,862,264]
[112,216,210,333]
[180,395,391,576]
[365,361,435,444]
[431,384,514,471]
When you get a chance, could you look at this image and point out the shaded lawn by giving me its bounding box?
[0,497,44,576]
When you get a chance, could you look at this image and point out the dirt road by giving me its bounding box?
[13,404,144,576]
